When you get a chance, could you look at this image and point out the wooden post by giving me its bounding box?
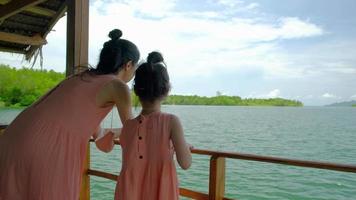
[209,156,226,200]
[0,125,6,136]
[80,144,90,200]
[66,0,89,77]
[66,0,90,199]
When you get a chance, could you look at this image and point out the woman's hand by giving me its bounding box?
[108,128,122,139]
[187,143,194,151]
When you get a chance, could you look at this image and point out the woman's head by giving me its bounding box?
[134,51,170,102]
[93,29,140,82]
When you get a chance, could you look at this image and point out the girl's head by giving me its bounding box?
[93,29,140,82]
[134,51,170,103]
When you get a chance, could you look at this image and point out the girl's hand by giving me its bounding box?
[187,143,194,151]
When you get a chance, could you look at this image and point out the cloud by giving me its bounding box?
[322,93,337,98]
[247,89,282,99]
[350,94,356,100]
[217,0,244,8]
[4,0,353,106]
[278,17,323,39]
[216,0,259,11]
[265,89,281,98]
[87,0,324,79]
[0,0,325,78]
[123,0,177,18]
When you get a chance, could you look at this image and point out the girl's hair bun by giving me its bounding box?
[147,51,164,64]
[108,29,122,40]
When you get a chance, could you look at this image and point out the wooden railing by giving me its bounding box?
[84,139,356,200]
[1,125,356,200]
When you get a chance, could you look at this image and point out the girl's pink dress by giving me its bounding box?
[115,111,179,200]
[0,73,116,200]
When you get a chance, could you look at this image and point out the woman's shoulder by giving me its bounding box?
[108,78,127,90]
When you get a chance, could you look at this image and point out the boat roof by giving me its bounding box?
[0,0,66,61]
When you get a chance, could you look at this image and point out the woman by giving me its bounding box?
[0,29,139,200]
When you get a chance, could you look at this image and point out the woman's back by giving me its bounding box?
[29,73,116,134]
[0,73,116,200]
[116,111,179,200]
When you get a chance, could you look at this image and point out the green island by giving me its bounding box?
[0,65,303,107]
[352,104,356,107]
[163,95,302,106]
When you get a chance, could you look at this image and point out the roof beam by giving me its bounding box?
[25,6,56,17]
[0,0,46,21]
[25,3,66,60]
[0,0,10,4]
[0,31,47,45]
[0,46,26,54]
[0,0,56,17]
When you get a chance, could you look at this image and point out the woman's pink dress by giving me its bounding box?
[0,73,116,200]
[115,111,179,200]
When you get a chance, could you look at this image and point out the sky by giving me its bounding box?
[0,0,355,106]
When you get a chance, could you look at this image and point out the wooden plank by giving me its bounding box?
[0,1,55,17]
[25,6,56,17]
[88,169,118,181]
[80,144,90,200]
[192,149,356,173]
[0,0,46,21]
[0,31,46,45]
[0,46,26,54]
[180,188,209,200]
[209,156,226,200]
[87,169,229,199]
[0,0,10,4]
[66,0,89,76]
[25,3,66,60]
[89,139,356,174]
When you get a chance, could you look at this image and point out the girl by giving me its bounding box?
[0,29,139,200]
[115,52,192,200]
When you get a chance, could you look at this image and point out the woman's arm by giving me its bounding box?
[93,126,115,153]
[170,115,192,170]
[94,79,132,152]
[109,80,133,123]
[93,125,122,153]
[96,79,133,124]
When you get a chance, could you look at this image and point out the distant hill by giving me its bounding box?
[326,100,356,107]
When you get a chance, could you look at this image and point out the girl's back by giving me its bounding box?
[115,111,179,200]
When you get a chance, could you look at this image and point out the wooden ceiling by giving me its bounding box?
[0,0,66,60]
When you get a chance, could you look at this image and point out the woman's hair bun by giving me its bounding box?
[147,51,164,64]
[108,29,122,40]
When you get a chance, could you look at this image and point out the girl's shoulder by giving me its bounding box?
[157,112,181,129]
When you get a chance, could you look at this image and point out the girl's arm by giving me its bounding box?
[170,115,192,170]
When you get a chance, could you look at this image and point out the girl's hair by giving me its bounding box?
[134,51,170,102]
[90,29,140,75]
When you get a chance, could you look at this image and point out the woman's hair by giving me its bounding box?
[134,51,170,102]
[90,29,140,75]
